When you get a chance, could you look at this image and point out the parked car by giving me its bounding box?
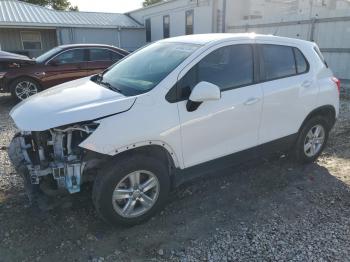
[1,44,129,101]
[0,51,36,93]
[8,34,339,226]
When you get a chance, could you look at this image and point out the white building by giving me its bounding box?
[128,0,350,90]
[128,0,228,42]
[128,0,350,42]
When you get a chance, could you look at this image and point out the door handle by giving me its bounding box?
[301,80,313,88]
[244,97,260,106]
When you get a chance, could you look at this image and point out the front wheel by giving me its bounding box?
[92,155,170,226]
[293,116,330,164]
[10,77,40,101]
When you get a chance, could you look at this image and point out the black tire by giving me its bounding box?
[293,116,330,164]
[10,77,41,102]
[92,154,170,226]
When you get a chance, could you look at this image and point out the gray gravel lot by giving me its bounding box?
[1,93,350,262]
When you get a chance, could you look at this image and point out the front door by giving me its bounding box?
[42,48,88,88]
[177,43,263,168]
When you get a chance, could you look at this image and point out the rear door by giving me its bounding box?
[256,42,318,144]
[42,48,89,87]
[176,42,264,168]
[85,48,125,76]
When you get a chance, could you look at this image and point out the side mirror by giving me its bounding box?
[189,81,221,102]
[187,81,221,112]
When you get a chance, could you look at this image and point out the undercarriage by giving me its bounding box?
[8,123,100,198]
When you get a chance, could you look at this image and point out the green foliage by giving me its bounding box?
[142,0,163,7]
[19,0,79,11]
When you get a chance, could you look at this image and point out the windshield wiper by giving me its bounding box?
[99,80,123,94]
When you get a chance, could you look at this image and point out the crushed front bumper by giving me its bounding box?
[8,133,84,199]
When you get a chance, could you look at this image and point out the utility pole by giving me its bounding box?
[308,0,316,41]
[222,0,227,33]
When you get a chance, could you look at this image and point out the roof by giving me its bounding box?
[0,0,142,29]
[54,44,130,54]
[160,33,313,46]
[128,0,178,13]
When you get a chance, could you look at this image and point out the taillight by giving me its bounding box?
[332,77,341,95]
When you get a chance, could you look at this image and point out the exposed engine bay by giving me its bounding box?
[8,122,101,196]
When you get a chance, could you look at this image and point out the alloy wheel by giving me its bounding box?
[304,124,325,157]
[112,170,160,218]
[15,81,38,100]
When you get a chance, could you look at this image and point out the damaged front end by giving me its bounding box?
[8,122,100,199]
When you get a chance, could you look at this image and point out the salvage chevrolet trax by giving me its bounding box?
[9,34,340,226]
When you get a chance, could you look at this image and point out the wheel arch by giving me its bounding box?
[112,142,179,170]
[8,75,42,90]
[299,105,336,132]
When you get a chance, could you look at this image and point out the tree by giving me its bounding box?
[19,0,79,11]
[142,0,163,7]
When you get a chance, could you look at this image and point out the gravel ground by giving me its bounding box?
[1,93,350,262]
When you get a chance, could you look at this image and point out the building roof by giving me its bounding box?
[0,0,143,29]
[127,0,178,13]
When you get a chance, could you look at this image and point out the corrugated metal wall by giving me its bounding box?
[227,17,350,97]
[57,27,145,52]
[0,28,57,58]
[119,29,145,51]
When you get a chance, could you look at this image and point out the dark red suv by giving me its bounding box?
[0,44,129,101]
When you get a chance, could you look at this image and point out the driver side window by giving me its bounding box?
[178,44,254,100]
[53,49,86,65]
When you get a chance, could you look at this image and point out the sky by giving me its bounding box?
[69,0,144,13]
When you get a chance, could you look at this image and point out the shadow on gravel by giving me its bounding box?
[1,156,350,261]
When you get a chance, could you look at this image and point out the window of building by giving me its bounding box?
[260,44,296,80]
[163,15,170,38]
[53,49,86,64]
[179,44,254,99]
[21,31,42,50]
[185,10,194,35]
[146,18,152,42]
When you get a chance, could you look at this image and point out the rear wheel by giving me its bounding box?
[10,77,40,101]
[92,154,170,226]
[293,116,330,164]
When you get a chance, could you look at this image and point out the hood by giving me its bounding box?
[0,51,35,63]
[10,77,136,131]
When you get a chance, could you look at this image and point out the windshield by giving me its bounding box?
[36,47,62,63]
[98,42,200,96]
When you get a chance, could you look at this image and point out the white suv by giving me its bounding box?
[9,34,340,226]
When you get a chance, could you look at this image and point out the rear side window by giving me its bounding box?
[89,49,124,62]
[294,48,308,74]
[261,45,296,80]
[179,44,254,99]
[110,51,124,62]
[314,46,328,67]
[89,49,111,61]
